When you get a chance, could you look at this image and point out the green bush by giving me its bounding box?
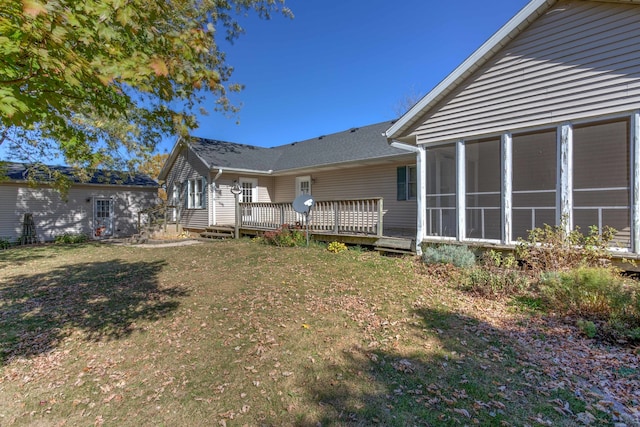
[421,244,476,268]
[54,233,89,244]
[258,225,306,247]
[0,237,11,250]
[539,268,628,318]
[539,267,640,341]
[576,319,597,338]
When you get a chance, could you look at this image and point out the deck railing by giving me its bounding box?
[239,198,384,236]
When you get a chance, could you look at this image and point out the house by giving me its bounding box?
[385,0,640,256]
[0,163,159,242]
[158,121,417,239]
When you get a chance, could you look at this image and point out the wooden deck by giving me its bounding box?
[200,224,417,254]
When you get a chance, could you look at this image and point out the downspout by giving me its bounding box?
[210,168,223,226]
[390,141,426,256]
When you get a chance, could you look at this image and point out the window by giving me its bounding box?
[396,165,417,201]
[187,177,205,209]
[295,176,312,196]
[171,183,180,221]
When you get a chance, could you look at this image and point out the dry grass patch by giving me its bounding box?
[0,240,629,426]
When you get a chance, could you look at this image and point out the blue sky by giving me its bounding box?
[179,0,531,152]
[1,0,531,161]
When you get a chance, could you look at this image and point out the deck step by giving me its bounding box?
[374,237,416,254]
[200,232,234,239]
[205,226,234,233]
[200,226,235,240]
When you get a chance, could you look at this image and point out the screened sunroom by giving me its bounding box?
[422,115,635,251]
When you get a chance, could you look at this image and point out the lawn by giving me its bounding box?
[0,240,636,426]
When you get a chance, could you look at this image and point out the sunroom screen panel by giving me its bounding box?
[466,138,501,240]
[426,145,457,237]
[573,119,630,248]
[512,129,557,241]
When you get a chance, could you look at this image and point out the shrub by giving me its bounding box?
[421,244,476,268]
[463,268,528,297]
[539,267,629,318]
[258,224,306,247]
[327,241,347,253]
[516,222,615,273]
[576,319,597,338]
[0,237,11,250]
[54,233,89,244]
[539,267,640,341]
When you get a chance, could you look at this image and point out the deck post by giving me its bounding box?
[280,204,285,227]
[502,132,512,244]
[377,198,384,237]
[557,123,573,233]
[456,139,466,241]
[333,201,339,234]
[417,146,426,254]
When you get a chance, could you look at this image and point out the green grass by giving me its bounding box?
[0,241,614,426]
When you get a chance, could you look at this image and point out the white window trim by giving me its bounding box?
[239,177,258,203]
[187,177,205,209]
[295,175,312,196]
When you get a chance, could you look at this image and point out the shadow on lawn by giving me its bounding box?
[0,243,95,269]
[0,258,188,363]
[295,307,551,427]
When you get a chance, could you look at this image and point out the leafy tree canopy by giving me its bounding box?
[0,0,290,186]
[138,152,168,200]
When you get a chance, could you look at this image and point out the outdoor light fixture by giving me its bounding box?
[230,180,242,195]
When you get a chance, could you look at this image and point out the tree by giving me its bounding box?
[0,0,291,185]
[138,153,169,201]
[393,85,425,117]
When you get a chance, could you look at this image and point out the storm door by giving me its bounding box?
[93,197,114,238]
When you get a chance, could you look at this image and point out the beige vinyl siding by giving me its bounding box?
[0,183,156,242]
[273,162,417,233]
[165,147,210,230]
[212,176,275,226]
[414,0,640,144]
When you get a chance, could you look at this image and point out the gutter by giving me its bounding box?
[390,140,426,256]
[212,166,274,175]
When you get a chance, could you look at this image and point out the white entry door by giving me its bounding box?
[240,178,257,222]
[93,198,114,238]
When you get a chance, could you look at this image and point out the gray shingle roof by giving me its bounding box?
[3,162,158,187]
[271,121,409,171]
[188,120,410,173]
[189,139,281,172]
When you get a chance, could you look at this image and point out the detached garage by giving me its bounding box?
[0,163,158,243]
